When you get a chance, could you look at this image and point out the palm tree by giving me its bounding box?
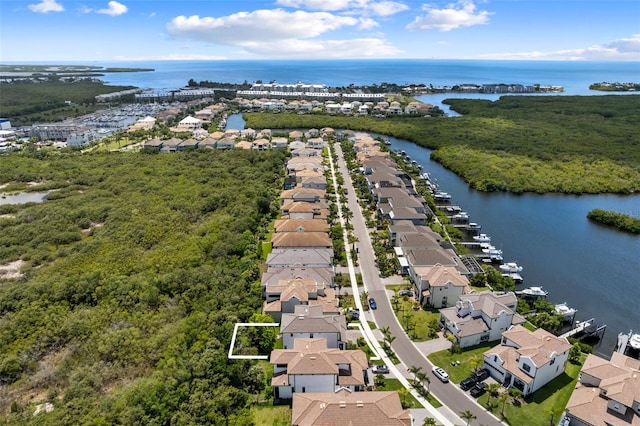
[546,407,562,426]
[397,388,410,409]
[422,417,437,426]
[459,409,477,426]
[469,356,481,374]
[416,371,430,395]
[407,365,422,381]
[360,291,369,310]
[498,392,509,418]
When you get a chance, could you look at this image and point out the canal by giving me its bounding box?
[385,136,640,357]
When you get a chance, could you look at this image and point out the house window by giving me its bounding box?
[310,333,314,338]
[302,387,306,393]
[494,355,498,362]
[550,358,555,365]
[614,403,620,410]
[522,363,531,373]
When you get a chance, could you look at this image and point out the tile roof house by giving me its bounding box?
[281,305,347,350]
[266,248,334,269]
[274,219,330,233]
[281,201,328,220]
[439,291,526,348]
[483,325,572,396]
[270,338,369,400]
[280,188,326,204]
[263,277,338,321]
[292,388,412,426]
[409,264,470,308]
[564,352,640,426]
[300,176,327,190]
[261,266,334,289]
[271,232,332,249]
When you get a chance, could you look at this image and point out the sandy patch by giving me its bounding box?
[0,260,25,280]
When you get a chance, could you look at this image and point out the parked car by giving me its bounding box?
[470,382,487,398]
[368,297,377,310]
[432,366,449,383]
[398,289,413,297]
[372,364,389,374]
[347,309,360,320]
[460,376,478,391]
[474,368,490,382]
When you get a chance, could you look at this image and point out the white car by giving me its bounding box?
[432,366,449,383]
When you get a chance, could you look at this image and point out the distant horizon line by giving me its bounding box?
[2,58,640,64]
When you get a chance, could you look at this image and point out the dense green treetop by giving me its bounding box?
[0,149,286,424]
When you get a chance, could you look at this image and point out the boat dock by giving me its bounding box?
[560,318,606,340]
[617,331,630,354]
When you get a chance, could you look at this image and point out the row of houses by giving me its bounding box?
[260,137,412,424]
[143,123,339,153]
[347,132,578,398]
[234,96,434,116]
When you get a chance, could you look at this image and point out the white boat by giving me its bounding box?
[482,246,503,255]
[502,272,523,282]
[499,262,523,273]
[630,332,640,350]
[517,286,548,298]
[554,302,577,321]
[473,233,491,242]
[434,191,451,200]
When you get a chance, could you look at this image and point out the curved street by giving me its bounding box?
[331,142,503,426]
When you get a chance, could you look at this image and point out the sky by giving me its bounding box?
[1,0,639,62]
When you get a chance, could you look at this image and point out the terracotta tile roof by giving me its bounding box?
[292,389,411,426]
[274,219,330,233]
[271,232,332,248]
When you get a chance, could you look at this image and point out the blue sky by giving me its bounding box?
[1,0,639,61]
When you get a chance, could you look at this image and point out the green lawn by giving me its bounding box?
[478,355,586,426]
[391,298,441,341]
[377,378,422,409]
[427,342,495,383]
[250,405,291,426]
[429,345,586,426]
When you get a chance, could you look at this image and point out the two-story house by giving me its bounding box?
[270,338,369,400]
[564,352,640,425]
[439,291,526,348]
[281,305,347,350]
[483,325,572,396]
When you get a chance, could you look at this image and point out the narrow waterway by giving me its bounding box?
[385,136,640,357]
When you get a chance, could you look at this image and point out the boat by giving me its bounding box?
[434,191,452,201]
[499,262,523,273]
[502,272,523,283]
[554,302,577,321]
[482,246,503,255]
[473,233,491,242]
[630,332,640,350]
[517,286,548,298]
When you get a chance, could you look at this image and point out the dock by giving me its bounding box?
[617,331,630,354]
[560,318,606,340]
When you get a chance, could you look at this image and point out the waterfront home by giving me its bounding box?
[171,115,201,133]
[439,291,526,348]
[235,140,253,150]
[289,140,307,151]
[389,220,442,247]
[409,264,470,308]
[307,137,325,149]
[292,389,412,426]
[281,305,347,350]
[564,352,640,426]
[483,325,572,396]
[270,338,369,399]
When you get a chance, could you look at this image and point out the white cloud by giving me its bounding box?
[28,0,64,13]
[97,1,127,16]
[239,38,403,58]
[277,0,409,16]
[407,0,492,31]
[78,5,93,14]
[166,7,403,58]
[167,9,359,43]
[478,34,640,61]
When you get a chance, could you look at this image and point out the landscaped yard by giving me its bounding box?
[429,345,587,426]
[427,342,495,383]
[390,296,441,341]
[377,378,422,409]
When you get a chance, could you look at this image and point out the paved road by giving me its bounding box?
[334,143,502,426]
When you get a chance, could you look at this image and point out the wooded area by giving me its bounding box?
[0,149,286,424]
[245,95,640,194]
